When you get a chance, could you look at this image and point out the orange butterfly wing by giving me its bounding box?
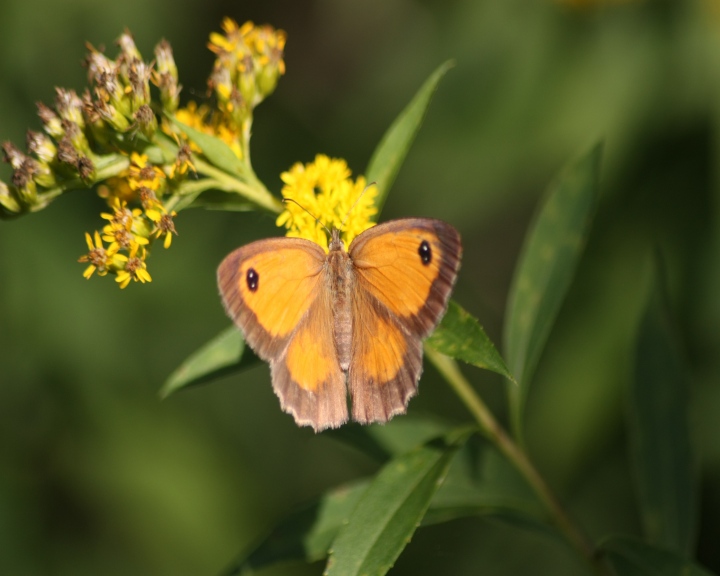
[217,238,348,430]
[348,219,462,423]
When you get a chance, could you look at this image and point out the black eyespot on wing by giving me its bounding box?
[246,268,259,291]
[418,240,432,265]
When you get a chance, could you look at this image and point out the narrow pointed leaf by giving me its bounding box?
[426,300,513,380]
[366,60,454,214]
[225,480,370,575]
[160,326,259,398]
[325,428,470,576]
[504,143,602,438]
[169,117,246,177]
[600,536,715,576]
[629,268,695,554]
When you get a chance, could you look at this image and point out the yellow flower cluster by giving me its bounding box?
[276,155,378,251]
[2,19,290,289]
[208,18,286,112]
[173,19,286,162]
[80,152,180,288]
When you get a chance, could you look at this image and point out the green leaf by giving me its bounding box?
[600,536,715,576]
[324,416,452,463]
[223,434,551,575]
[629,265,695,554]
[504,142,602,439]
[168,117,246,178]
[366,60,454,214]
[224,480,370,575]
[159,325,259,398]
[325,428,470,576]
[426,300,513,381]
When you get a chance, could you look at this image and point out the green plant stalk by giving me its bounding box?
[192,157,283,214]
[426,347,606,574]
[30,154,132,210]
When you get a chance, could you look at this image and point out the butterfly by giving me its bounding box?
[217,218,462,432]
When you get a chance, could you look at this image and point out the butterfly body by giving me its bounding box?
[326,231,354,371]
[218,218,461,431]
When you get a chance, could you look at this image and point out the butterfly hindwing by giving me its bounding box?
[271,286,348,430]
[348,288,423,423]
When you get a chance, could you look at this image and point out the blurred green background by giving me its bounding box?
[2,0,720,574]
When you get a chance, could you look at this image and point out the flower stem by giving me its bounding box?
[192,157,283,214]
[425,347,608,574]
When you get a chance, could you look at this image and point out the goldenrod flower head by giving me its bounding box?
[114,243,151,289]
[152,211,178,248]
[165,143,195,181]
[78,231,118,278]
[276,154,378,251]
[127,152,166,192]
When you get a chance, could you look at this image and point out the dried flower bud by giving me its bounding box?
[55,88,85,128]
[133,104,157,139]
[36,102,64,138]
[154,71,181,113]
[127,59,152,109]
[0,181,22,215]
[93,97,131,132]
[155,40,178,81]
[117,30,142,61]
[77,156,96,182]
[84,43,116,84]
[10,157,38,205]
[26,130,57,163]
[2,141,25,170]
[57,136,79,166]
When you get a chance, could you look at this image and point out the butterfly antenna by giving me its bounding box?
[282,198,332,237]
[340,182,377,231]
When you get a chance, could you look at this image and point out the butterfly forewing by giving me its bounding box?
[349,219,462,336]
[348,289,424,423]
[217,238,326,359]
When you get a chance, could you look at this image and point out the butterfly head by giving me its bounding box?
[328,228,346,252]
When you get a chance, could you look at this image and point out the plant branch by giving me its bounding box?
[426,347,607,574]
[192,157,283,214]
